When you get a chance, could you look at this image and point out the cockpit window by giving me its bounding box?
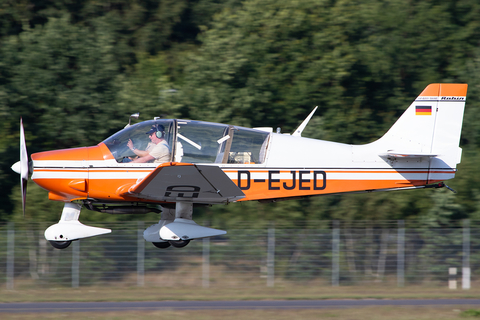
[227,127,270,164]
[103,120,174,163]
[176,121,270,164]
[176,120,229,163]
[102,119,270,165]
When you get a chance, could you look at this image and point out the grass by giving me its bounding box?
[1,280,480,303]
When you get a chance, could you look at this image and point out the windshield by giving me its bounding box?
[103,120,175,163]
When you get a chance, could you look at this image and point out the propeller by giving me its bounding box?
[11,118,29,217]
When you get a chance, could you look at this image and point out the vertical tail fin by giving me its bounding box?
[377,83,467,168]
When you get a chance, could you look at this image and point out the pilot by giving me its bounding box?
[127,124,171,163]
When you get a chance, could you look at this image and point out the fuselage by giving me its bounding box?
[31,118,455,204]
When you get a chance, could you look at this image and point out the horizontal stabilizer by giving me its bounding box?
[160,218,226,241]
[44,221,111,241]
[380,151,438,159]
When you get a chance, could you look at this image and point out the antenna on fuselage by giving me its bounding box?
[125,113,140,128]
[292,106,318,137]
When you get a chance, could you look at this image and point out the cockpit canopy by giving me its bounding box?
[103,119,270,165]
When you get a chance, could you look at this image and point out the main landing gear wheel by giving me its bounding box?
[168,239,190,248]
[49,240,72,249]
[152,241,171,249]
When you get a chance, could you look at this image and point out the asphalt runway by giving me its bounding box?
[1,299,480,313]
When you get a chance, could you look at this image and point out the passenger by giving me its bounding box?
[127,124,171,163]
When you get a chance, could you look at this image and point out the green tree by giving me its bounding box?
[0,16,129,150]
[0,15,130,220]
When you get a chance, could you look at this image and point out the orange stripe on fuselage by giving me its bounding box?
[224,169,432,174]
[319,170,431,174]
[225,169,435,174]
[235,179,429,201]
[35,169,87,173]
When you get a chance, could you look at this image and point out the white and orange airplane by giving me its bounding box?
[12,83,467,249]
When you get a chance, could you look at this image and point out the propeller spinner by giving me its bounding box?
[11,118,29,216]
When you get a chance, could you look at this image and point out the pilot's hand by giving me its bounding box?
[127,139,134,150]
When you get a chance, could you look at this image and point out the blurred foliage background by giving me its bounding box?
[1,0,480,226]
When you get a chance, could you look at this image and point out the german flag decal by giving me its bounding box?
[416,105,432,115]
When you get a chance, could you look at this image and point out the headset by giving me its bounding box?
[155,125,165,139]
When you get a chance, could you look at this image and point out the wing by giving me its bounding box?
[123,163,245,204]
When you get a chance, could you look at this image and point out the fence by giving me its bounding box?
[1,220,478,289]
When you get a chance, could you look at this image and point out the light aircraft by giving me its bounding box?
[12,83,467,249]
